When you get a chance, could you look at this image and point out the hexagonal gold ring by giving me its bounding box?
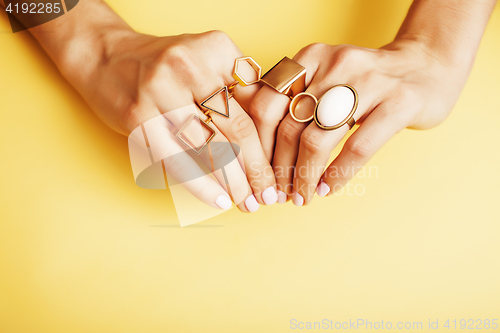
[232,57,262,87]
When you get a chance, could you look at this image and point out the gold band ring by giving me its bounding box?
[289,92,316,123]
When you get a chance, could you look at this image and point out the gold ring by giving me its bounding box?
[199,84,234,118]
[260,57,306,98]
[289,92,316,123]
[176,56,263,154]
[232,57,262,86]
[313,84,358,131]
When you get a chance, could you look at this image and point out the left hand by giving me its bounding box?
[248,39,471,205]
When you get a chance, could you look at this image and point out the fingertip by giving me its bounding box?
[292,191,304,207]
[277,190,287,204]
[215,195,233,210]
[316,181,331,197]
[245,194,260,212]
[262,186,278,205]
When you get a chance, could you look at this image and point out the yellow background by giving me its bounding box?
[1,0,499,332]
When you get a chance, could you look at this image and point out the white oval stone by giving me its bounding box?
[316,86,355,127]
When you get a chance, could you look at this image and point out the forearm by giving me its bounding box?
[1,0,134,79]
[394,0,497,66]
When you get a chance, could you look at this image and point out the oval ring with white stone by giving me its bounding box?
[289,92,317,123]
[314,84,358,130]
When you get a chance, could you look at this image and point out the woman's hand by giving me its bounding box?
[19,0,278,212]
[249,39,474,205]
[68,29,279,212]
[248,0,496,206]
[7,0,495,211]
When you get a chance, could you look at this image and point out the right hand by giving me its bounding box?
[61,30,278,212]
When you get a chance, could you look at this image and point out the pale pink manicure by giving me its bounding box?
[245,195,260,212]
[277,190,287,204]
[292,191,304,206]
[262,186,278,205]
[215,195,232,210]
[316,181,331,197]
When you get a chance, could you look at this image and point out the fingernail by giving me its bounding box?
[277,190,287,204]
[262,186,278,205]
[215,195,233,210]
[292,191,304,207]
[316,181,331,197]
[245,195,260,212]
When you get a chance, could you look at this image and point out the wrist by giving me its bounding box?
[384,34,472,71]
[388,0,497,73]
[27,0,136,84]
[58,25,137,84]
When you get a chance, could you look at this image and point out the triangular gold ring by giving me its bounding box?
[200,86,231,118]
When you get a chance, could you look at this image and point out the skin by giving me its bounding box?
[248,0,497,206]
[1,0,497,209]
[1,0,278,212]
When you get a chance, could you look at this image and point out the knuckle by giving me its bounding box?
[301,43,327,56]
[277,120,302,146]
[344,136,373,159]
[389,87,423,123]
[162,153,189,178]
[158,43,189,64]
[203,30,240,60]
[229,113,256,142]
[248,96,279,125]
[294,42,327,63]
[233,179,250,196]
[209,142,236,164]
[204,30,231,44]
[248,96,269,124]
[357,70,379,86]
[398,86,420,106]
[191,179,213,200]
[229,179,251,203]
[155,44,198,76]
[119,102,143,134]
[333,45,365,66]
[300,130,325,154]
